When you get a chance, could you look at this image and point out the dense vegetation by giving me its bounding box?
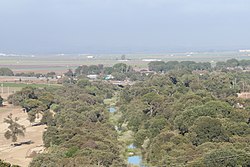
[118,69,250,166]
[15,71,57,78]
[0,67,56,78]
[0,67,14,76]
[9,81,126,167]
[0,160,19,167]
[7,59,250,166]
[74,63,148,81]
[148,61,212,72]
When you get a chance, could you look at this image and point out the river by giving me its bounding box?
[109,107,145,166]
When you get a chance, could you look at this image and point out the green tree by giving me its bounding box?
[226,59,239,67]
[64,69,74,77]
[189,116,228,145]
[77,79,91,88]
[113,63,132,73]
[4,114,26,143]
[0,68,14,76]
[121,54,126,60]
[148,61,166,72]
[0,159,20,167]
[203,148,250,167]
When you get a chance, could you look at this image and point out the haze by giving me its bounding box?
[0,0,250,54]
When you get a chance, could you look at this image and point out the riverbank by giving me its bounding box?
[105,94,146,167]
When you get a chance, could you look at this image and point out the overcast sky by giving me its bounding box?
[0,0,249,54]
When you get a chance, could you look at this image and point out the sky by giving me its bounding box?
[0,0,250,54]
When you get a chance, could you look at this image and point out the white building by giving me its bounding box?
[87,55,95,59]
[87,74,98,79]
[142,59,162,62]
[239,50,250,53]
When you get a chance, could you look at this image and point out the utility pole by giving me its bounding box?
[233,78,237,89]
[7,87,10,97]
[1,83,3,95]
[243,82,245,93]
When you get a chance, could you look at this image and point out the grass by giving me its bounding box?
[0,82,61,88]
[0,82,61,99]
[104,93,119,106]
[104,98,117,106]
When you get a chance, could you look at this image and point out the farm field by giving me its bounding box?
[0,80,61,99]
[0,51,250,73]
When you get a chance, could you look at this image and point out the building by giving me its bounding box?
[239,50,250,53]
[87,55,95,59]
[87,74,98,80]
[104,75,114,80]
[142,59,162,62]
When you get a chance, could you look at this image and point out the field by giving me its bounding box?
[0,78,61,99]
[0,103,46,167]
[0,80,52,166]
[0,51,250,74]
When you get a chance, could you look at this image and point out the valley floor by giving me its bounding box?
[0,103,46,167]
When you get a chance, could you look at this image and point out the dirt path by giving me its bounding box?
[0,103,46,167]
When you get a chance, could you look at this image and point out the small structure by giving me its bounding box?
[87,74,98,80]
[192,70,209,76]
[118,59,129,62]
[56,75,62,79]
[139,69,156,75]
[87,55,95,59]
[235,103,244,109]
[104,75,114,80]
[142,59,162,62]
[239,50,250,53]
[238,92,250,99]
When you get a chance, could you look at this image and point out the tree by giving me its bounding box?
[77,79,91,88]
[226,59,239,67]
[121,54,126,60]
[203,148,250,167]
[0,68,14,76]
[0,96,3,106]
[64,69,74,77]
[0,159,20,167]
[4,114,25,143]
[103,67,113,75]
[21,99,47,122]
[189,116,228,145]
[88,65,101,74]
[148,61,166,72]
[111,72,127,81]
[46,72,56,78]
[113,63,132,73]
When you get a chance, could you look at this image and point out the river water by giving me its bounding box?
[109,107,145,166]
[109,107,116,113]
[127,144,146,167]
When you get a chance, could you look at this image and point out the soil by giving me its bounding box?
[0,103,46,167]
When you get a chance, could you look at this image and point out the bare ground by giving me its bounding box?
[0,103,46,167]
